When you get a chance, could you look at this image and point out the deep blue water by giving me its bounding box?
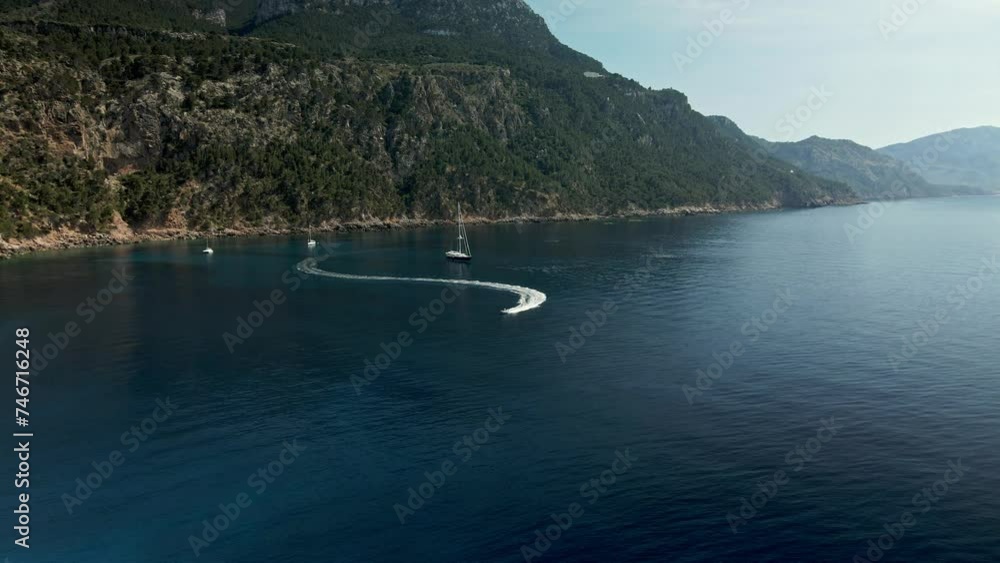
[2,196,1000,562]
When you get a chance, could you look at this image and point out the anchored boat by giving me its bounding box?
[446,203,472,262]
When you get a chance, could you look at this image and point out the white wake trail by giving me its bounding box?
[297,259,546,315]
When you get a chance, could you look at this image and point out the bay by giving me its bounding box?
[2,196,1000,562]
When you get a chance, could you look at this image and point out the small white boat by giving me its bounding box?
[446,203,472,262]
[307,227,317,248]
[202,239,214,255]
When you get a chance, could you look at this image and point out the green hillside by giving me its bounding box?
[879,127,1000,192]
[0,0,855,239]
[708,116,990,200]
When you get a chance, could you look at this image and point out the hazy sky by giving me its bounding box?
[523,0,1000,148]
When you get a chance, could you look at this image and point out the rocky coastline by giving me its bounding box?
[0,203,795,260]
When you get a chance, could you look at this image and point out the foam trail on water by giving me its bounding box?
[298,259,546,315]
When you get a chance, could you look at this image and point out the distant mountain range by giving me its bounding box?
[879,127,1000,192]
[710,117,996,201]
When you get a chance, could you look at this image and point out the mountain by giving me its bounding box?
[878,127,1000,192]
[708,116,992,200]
[756,136,943,200]
[0,0,855,243]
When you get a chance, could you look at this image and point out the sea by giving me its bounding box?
[2,196,999,562]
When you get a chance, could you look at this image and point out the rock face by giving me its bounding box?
[252,0,545,33]
[0,1,854,245]
[192,8,227,26]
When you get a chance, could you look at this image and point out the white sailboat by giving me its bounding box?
[446,203,472,262]
[307,226,317,248]
[202,239,214,255]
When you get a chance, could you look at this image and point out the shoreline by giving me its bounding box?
[0,201,843,260]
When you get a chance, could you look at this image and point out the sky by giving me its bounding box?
[522,0,1000,148]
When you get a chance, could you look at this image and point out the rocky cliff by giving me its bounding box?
[0,0,855,252]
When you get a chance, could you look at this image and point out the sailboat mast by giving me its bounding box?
[463,215,470,256]
[458,203,470,256]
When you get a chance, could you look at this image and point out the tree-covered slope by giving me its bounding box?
[878,127,1000,192]
[0,0,854,240]
[708,116,992,200]
[755,136,940,200]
